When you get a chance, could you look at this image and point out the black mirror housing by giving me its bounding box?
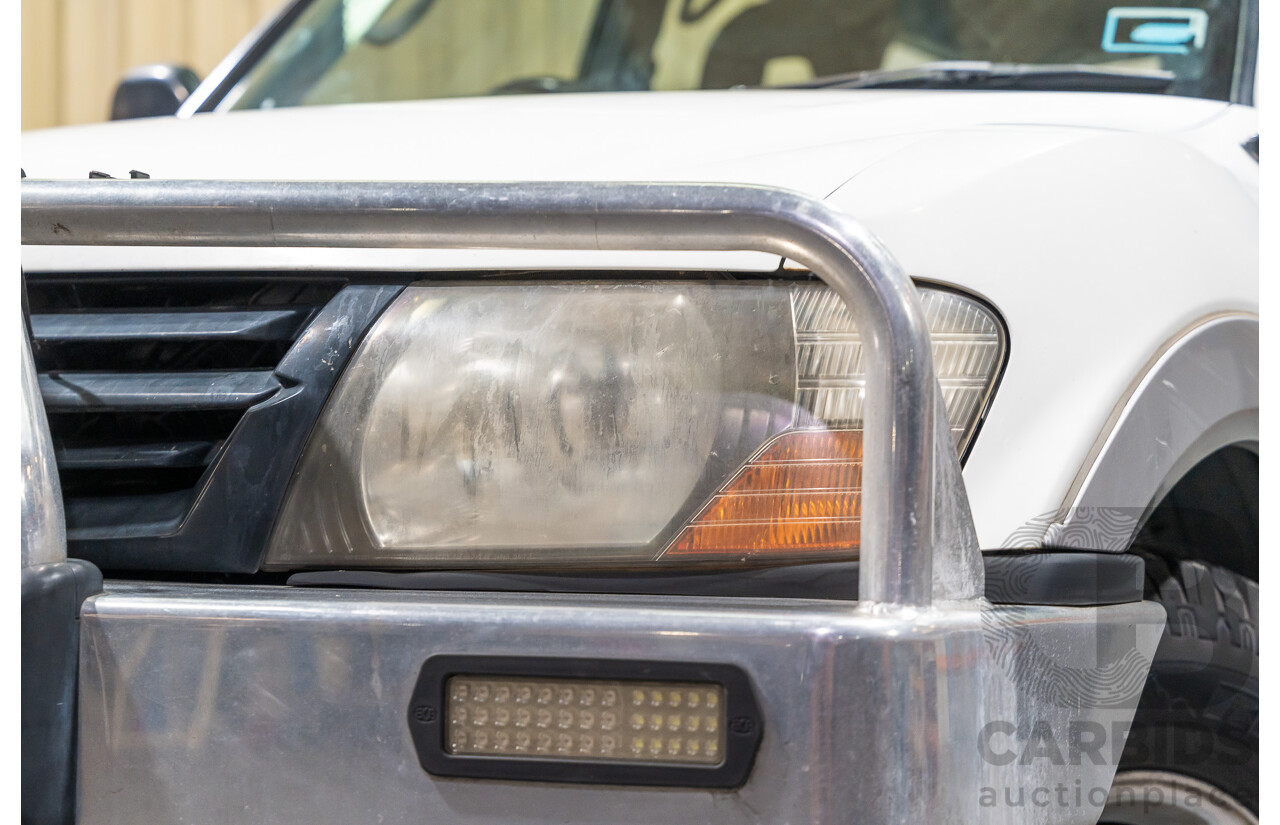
[110,65,201,120]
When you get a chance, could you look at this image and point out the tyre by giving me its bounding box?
[1101,554,1258,824]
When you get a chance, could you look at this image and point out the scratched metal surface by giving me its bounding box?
[79,584,1160,825]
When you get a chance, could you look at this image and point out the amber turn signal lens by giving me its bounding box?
[663,430,862,559]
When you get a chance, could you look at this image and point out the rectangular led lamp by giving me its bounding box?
[408,656,762,788]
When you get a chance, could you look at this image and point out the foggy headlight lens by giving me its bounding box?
[265,281,1004,569]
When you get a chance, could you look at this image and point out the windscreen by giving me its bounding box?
[223,0,1248,109]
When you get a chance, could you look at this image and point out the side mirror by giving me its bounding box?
[110,64,201,120]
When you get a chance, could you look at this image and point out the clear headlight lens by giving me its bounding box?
[265,280,1004,569]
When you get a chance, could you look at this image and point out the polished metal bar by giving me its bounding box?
[21,320,66,568]
[76,582,1164,825]
[23,179,944,606]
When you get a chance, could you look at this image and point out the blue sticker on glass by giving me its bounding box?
[1102,7,1208,55]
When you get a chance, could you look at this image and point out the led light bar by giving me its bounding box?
[444,676,725,764]
[408,657,762,787]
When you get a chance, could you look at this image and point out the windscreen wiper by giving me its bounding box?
[779,60,1176,93]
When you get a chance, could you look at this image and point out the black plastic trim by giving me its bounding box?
[184,0,315,114]
[293,564,861,599]
[1232,0,1258,105]
[56,440,220,470]
[407,655,763,788]
[292,550,1145,606]
[70,284,403,572]
[22,559,103,825]
[39,370,281,411]
[65,489,194,540]
[983,551,1145,606]
[31,308,308,342]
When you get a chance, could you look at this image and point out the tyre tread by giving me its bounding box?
[1138,551,1258,653]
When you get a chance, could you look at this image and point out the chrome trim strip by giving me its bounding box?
[22,179,977,606]
[19,246,785,274]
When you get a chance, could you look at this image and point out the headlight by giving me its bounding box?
[265,280,1004,569]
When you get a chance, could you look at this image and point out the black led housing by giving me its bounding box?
[407,656,763,788]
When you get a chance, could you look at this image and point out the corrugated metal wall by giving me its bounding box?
[21,0,283,130]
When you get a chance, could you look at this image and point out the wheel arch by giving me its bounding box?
[1043,312,1258,556]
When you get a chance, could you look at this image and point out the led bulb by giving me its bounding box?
[445,676,726,765]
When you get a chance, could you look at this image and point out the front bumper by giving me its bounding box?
[25,179,1162,823]
[79,583,1162,825]
[22,560,101,825]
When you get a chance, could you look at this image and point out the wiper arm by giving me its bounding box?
[780,61,1176,93]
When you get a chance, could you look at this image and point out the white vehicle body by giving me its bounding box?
[17,5,1262,816]
[21,89,1260,551]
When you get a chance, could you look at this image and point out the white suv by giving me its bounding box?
[21,2,1258,824]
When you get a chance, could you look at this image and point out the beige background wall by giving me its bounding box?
[21,0,283,130]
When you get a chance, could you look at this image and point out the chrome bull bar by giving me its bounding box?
[21,181,1160,824]
[22,179,980,606]
[73,584,1161,825]
[20,307,66,570]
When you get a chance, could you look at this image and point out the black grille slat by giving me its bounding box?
[26,276,347,524]
[55,440,221,470]
[30,309,308,342]
[64,490,194,540]
[47,409,245,450]
[26,278,402,571]
[35,337,301,373]
[39,371,281,411]
[27,278,344,311]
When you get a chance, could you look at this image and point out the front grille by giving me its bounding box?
[28,276,344,541]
